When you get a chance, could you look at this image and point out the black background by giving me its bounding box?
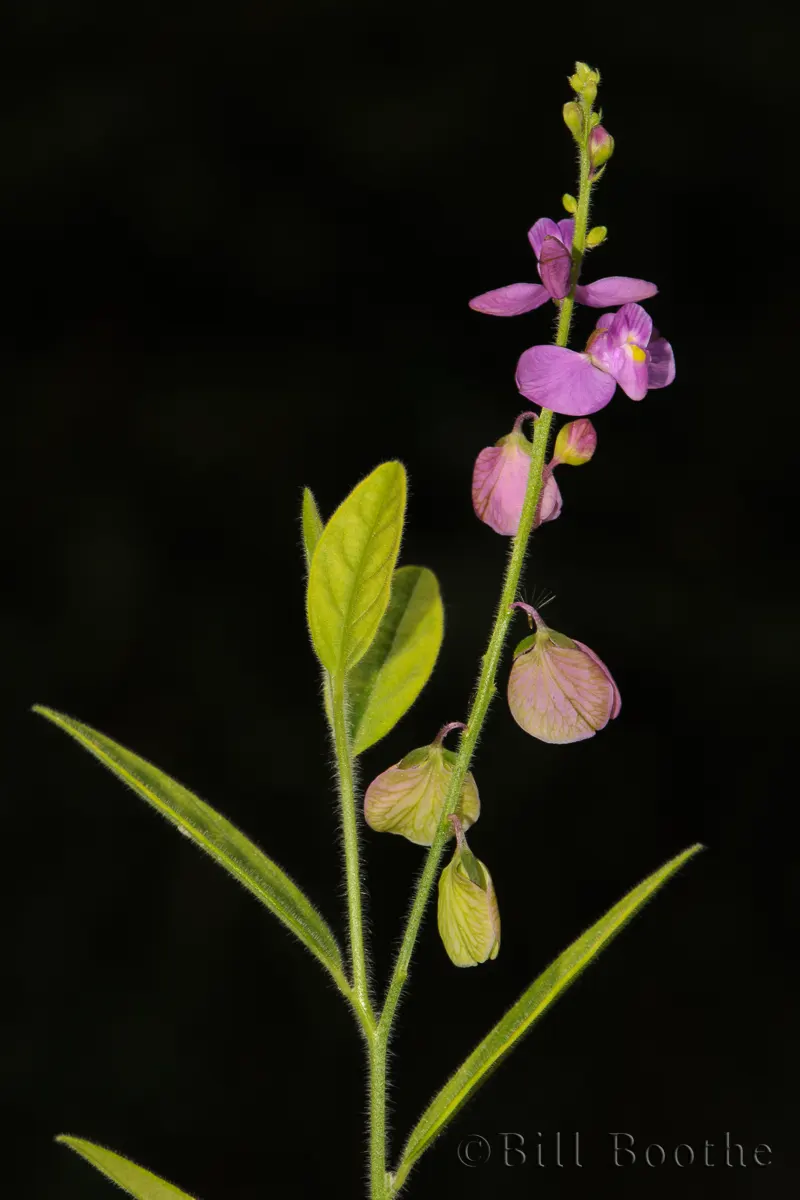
[3,6,797,1199]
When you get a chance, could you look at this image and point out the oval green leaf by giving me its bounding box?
[57,1136,197,1200]
[34,706,348,994]
[301,486,325,570]
[393,843,703,1192]
[307,461,406,676]
[348,565,444,756]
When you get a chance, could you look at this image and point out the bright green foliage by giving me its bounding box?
[56,1137,197,1200]
[393,843,703,1190]
[301,486,325,569]
[301,486,335,736]
[348,565,444,755]
[307,462,406,676]
[33,707,349,994]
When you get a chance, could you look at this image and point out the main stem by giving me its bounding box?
[370,100,597,1199]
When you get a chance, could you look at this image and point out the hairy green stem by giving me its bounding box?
[331,671,375,1028]
[369,1026,390,1199]
[370,94,599,1199]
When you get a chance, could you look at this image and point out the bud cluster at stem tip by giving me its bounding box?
[569,61,600,105]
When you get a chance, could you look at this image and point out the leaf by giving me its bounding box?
[307,461,406,676]
[393,844,703,1191]
[301,486,325,570]
[348,565,444,756]
[57,1137,197,1200]
[33,706,348,992]
[301,487,335,727]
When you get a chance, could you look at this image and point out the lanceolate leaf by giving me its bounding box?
[307,461,406,676]
[34,706,349,994]
[348,565,444,756]
[301,487,335,729]
[393,843,703,1192]
[57,1136,197,1200]
[301,486,325,569]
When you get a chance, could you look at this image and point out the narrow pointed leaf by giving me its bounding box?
[307,461,406,676]
[394,844,703,1190]
[34,706,348,992]
[301,486,325,569]
[301,488,335,727]
[57,1136,197,1200]
[348,565,444,756]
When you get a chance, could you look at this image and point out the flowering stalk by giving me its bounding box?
[375,71,601,1198]
[30,59,697,1200]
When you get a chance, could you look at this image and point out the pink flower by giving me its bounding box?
[469,218,657,316]
[507,602,620,744]
[472,414,597,536]
[515,303,675,417]
[471,412,562,536]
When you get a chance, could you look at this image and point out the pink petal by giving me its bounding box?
[469,282,550,316]
[647,334,676,389]
[536,471,562,525]
[507,643,619,744]
[472,442,530,535]
[527,217,561,260]
[573,639,621,717]
[516,345,617,416]
[608,344,649,401]
[538,235,571,300]
[543,646,618,734]
[607,302,653,348]
[575,277,658,307]
[557,219,575,251]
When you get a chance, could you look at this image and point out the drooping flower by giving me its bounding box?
[363,723,479,846]
[471,412,562,536]
[507,602,620,744]
[469,217,657,316]
[472,413,597,536]
[437,816,500,967]
[515,302,675,417]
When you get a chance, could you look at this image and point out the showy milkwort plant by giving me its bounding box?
[36,63,701,1200]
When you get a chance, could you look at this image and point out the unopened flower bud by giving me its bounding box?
[562,101,583,141]
[437,820,500,967]
[364,724,479,846]
[569,62,600,105]
[562,193,577,214]
[507,603,620,744]
[472,413,563,536]
[585,225,607,249]
[553,418,597,466]
[589,125,614,170]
